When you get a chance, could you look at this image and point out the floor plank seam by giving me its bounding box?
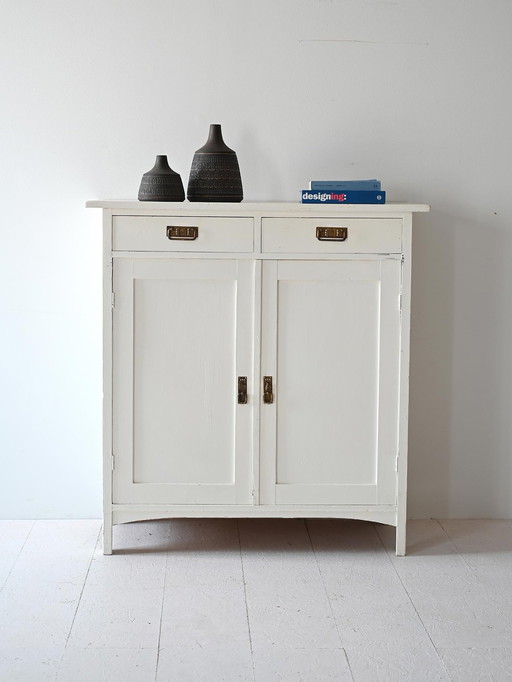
[237,520,256,682]
[154,524,171,682]
[373,522,455,682]
[55,522,103,680]
[435,519,479,576]
[0,519,36,593]
[304,520,355,681]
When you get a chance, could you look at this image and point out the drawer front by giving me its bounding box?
[261,218,402,254]
[113,216,254,252]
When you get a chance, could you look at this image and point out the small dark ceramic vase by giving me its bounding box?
[138,155,185,201]
[187,124,243,202]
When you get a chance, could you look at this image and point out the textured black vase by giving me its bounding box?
[138,155,185,201]
[187,124,243,202]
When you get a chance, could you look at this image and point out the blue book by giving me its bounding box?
[301,190,386,204]
[309,179,381,191]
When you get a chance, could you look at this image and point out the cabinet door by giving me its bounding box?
[112,258,254,505]
[260,259,401,506]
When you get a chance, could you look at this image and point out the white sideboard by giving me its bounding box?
[87,201,429,555]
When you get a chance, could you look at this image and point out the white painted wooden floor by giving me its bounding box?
[0,519,511,681]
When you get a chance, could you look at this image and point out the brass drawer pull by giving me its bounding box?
[167,225,198,240]
[263,376,274,404]
[238,376,248,405]
[316,226,348,241]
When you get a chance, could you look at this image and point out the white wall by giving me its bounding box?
[1,0,511,519]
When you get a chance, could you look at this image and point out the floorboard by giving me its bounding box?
[0,519,511,681]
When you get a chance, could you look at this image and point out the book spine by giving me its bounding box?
[301,190,386,204]
[309,180,381,191]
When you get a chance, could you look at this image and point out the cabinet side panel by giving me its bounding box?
[102,210,113,553]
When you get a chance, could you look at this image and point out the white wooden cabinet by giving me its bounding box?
[88,201,429,556]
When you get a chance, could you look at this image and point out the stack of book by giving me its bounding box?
[301,179,385,204]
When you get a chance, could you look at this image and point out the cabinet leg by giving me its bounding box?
[103,515,113,555]
[395,519,406,556]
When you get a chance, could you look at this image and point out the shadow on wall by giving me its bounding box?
[408,209,512,519]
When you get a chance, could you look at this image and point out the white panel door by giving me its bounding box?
[260,259,401,506]
[112,258,254,505]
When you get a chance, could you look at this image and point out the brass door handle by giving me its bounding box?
[238,376,248,404]
[263,376,273,404]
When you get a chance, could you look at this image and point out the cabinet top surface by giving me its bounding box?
[86,200,430,215]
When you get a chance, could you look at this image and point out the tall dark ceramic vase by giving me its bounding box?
[187,124,243,202]
[138,155,185,201]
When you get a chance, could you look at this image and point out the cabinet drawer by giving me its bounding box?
[261,218,402,254]
[113,216,254,252]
